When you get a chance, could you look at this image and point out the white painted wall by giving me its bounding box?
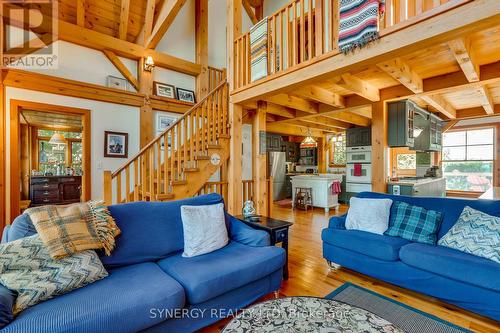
[4,87,140,221]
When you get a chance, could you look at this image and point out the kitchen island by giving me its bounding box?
[290,174,342,212]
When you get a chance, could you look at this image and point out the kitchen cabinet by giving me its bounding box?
[346,127,371,147]
[412,109,443,152]
[282,141,300,162]
[266,133,282,151]
[388,178,446,197]
[388,100,417,147]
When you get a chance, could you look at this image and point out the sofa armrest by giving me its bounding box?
[228,216,270,247]
[1,226,10,244]
[328,214,347,229]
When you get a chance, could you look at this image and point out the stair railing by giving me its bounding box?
[103,80,229,205]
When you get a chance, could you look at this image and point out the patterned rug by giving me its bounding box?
[339,0,381,53]
[327,283,472,333]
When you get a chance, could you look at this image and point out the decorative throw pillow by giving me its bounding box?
[180,203,229,258]
[345,197,393,235]
[25,201,120,259]
[385,201,443,245]
[0,235,108,315]
[438,206,500,264]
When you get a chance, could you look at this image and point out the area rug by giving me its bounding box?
[326,283,472,333]
[274,198,292,207]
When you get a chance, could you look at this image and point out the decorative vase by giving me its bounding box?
[242,200,256,217]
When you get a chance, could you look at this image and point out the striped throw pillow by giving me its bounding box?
[385,201,443,245]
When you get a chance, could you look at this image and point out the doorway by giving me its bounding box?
[9,100,91,221]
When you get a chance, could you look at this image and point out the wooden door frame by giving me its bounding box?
[9,100,91,221]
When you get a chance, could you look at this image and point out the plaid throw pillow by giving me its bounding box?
[25,201,120,259]
[385,201,443,245]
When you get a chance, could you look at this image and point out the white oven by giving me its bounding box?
[346,146,371,164]
[346,163,372,184]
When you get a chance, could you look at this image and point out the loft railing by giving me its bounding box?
[103,80,229,205]
[233,0,472,90]
[208,66,227,92]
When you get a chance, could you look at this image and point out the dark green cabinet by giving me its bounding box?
[266,133,282,151]
[282,141,300,162]
[388,100,416,147]
[346,127,371,147]
[413,112,443,152]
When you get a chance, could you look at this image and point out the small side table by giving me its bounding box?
[236,215,293,280]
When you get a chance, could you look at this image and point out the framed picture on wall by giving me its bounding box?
[157,131,172,151]
[154,82,176,99]
[107,76,128,91]
[104,131,128,158]
[176,88,196,103]
[157,114,178,132]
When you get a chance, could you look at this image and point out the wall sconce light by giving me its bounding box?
[144,56,155,72]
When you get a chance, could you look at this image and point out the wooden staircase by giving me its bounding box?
[103,81,230,205]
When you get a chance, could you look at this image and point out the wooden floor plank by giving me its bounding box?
[201,204,500,332]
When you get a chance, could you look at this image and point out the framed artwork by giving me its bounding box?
[107,76,128,91]
[104,131,128,158]
[157,131,172,151]
[154,82,176,99]
[157,114,178,132]
[176,88,196,103]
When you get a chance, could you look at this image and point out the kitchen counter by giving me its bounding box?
[388,177,445,186]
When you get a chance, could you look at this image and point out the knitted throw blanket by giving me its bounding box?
[339,0,384,53]
[26,201,120,259]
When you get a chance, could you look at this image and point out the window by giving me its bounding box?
[37,129,83,175]
[442,128,494,192]
[330,133,346,166]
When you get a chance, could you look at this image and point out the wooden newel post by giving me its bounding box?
[103,171,112,205]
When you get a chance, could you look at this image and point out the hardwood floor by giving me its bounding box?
[202,204,500,333]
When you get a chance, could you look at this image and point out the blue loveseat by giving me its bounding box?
[322,192,500,321]
[1,194,285,333]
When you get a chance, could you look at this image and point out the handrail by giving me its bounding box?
[111,79,227,177]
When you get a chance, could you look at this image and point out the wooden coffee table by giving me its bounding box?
[235,215,292,280]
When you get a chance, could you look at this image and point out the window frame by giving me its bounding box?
[442,126,496,193]
[329,133,346,167]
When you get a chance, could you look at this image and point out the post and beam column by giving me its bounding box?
[195,0,209,99]
[226,0,243,214]
[371,101,388,192]
[253,102,268,215]
[139,57,154,148]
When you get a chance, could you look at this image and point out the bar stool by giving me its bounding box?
[294,187,313,211]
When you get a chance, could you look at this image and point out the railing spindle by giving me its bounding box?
[300,0,305,62]
[125,166,130,202]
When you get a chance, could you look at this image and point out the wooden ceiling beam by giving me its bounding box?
[103,50,139,91]
[286,120,339,133]
[76,0,85,27]
[266,103,296,118]
[292,85,345,108]
[321,110,371,127]
[442,120,458,133]
[477,85,494,115]
[448,37,479,82]
[420,95,457,119]
[300,116,351,129]
[141,0,156,46]
[455,105,500,119]
[333,73,380,101]
[242,0,259,24]
[377,57,423,93]
[264,94,318,114]
[266,122,325,137]
[118,0,131,40]
[147,0,188,49]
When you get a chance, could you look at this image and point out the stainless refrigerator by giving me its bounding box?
[268,151,287,201]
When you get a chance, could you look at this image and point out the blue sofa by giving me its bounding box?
[322,192,500,321]
[1,194,285,333]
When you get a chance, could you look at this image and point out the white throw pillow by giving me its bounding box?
[180,203,229,257]
[345,197,393,235]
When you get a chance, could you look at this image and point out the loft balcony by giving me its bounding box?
[230,0,500,114]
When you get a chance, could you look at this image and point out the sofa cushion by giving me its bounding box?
[385,201,443,245]
[0,262,185,333]
[356,192,500,238]
[2,214,36,243]
[102,193,225,267]
[438,206,500,264]
[157,241,285,305]
[400,243,500,292]
[345,197,393,235]
[322,228,410,261]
